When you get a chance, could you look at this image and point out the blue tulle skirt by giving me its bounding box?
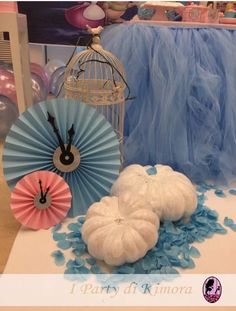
[101,24,236,183]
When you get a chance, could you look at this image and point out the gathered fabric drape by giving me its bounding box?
[102,24,236,183]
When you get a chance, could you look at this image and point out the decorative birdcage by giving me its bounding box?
[64,26,127,164]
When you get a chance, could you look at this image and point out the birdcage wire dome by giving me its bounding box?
[64,27,127,164]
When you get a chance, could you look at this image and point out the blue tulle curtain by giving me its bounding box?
[101,24,236,183]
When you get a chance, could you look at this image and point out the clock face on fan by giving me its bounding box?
[47,112,80,172]
[53,144,81,173]
[3,98,121,217]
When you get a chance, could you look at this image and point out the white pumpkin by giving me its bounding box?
[111,164,197,222]
[81,196,159,266]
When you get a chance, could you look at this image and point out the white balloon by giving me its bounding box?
[83,4,105,21]
[44,59,65,78]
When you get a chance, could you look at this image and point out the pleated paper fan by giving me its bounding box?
[11,171,72,230]
[3,98,121,216]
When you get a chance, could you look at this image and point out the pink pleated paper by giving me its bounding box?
[10,171,72,230]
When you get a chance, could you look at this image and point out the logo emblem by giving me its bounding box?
[203,276,222,303]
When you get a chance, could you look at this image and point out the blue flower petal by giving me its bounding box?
[78,266,90,274]
[189,246,201,258]
[224,217,234,227]
[230,224,236,232]
[66,231,81,240]
[68,223,82,231]
[197,194,207,205]
[86,257,96,266]
[214,189,226,198]
[146,167,157,175]
[53,232,67,241]
[141,257,155,271]
[51,250,65,266]
[78,217,85,224]
[72,242,86,250]
[164,266,179,274]
[57,240,72,250]
[51,182,234,281]
[75,258,86,267]
[66,260,76,268]
[90,264,102,274]
[187,258,196,269]
[51,223,62,233]
[116,265,135,274]
[229,189,236,196]
[72,245,87,256]
[224,217,236,232]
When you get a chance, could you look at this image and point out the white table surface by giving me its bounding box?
[4,188,236,274]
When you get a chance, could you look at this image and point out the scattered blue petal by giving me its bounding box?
[68,223,82,231]
[51,182,233,282]
[53,232,67,241]
[197,194,207,205]
[187,258,196,269]
[196,183,216,193]
[207,209,218,220]
[196,184,208,193]
[164,266,179,274]
[78,217,85,224]
[72,242,86,251]
[146,166,157,175]
[75,258,86,267]
[230,224,236,232]
[78,266,90,274]
[224,217,236,231]
[51,223,62,233]
[57,240,72,250]
[67,231,81,240]
[229,189,236,196]
[116,265,135,274]
[214,189,226,198]
[224,217,234,227]
[189,246,201,258]
[86,257,96,266]
[51,250,65,266]
[90,264,102,274]
[72,245,87,256]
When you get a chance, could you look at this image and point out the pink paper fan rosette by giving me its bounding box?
[10,171,72,230]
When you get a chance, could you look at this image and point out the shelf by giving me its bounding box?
[0,12,32,113]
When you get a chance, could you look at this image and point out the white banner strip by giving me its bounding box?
[0,274,235,306]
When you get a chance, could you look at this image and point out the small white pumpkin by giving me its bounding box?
[111,164,197,222]
[81,196,159,266]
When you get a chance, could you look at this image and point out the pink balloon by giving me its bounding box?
[0,69,17,105]
[65,3,105,29]
[30,63,51,91]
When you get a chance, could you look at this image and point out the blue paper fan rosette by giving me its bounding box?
[3,98,121,216]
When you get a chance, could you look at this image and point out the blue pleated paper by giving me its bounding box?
[102,24,236,183]
[3,99,120,216]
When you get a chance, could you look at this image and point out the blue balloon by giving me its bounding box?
[0,95,18,140]
[50,66,65,96]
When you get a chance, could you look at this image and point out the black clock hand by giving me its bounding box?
[47,112,66,153]
[39,180,44,201]
[66,124,75,153]
[42,187,50,201]
[38,180,50,204]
